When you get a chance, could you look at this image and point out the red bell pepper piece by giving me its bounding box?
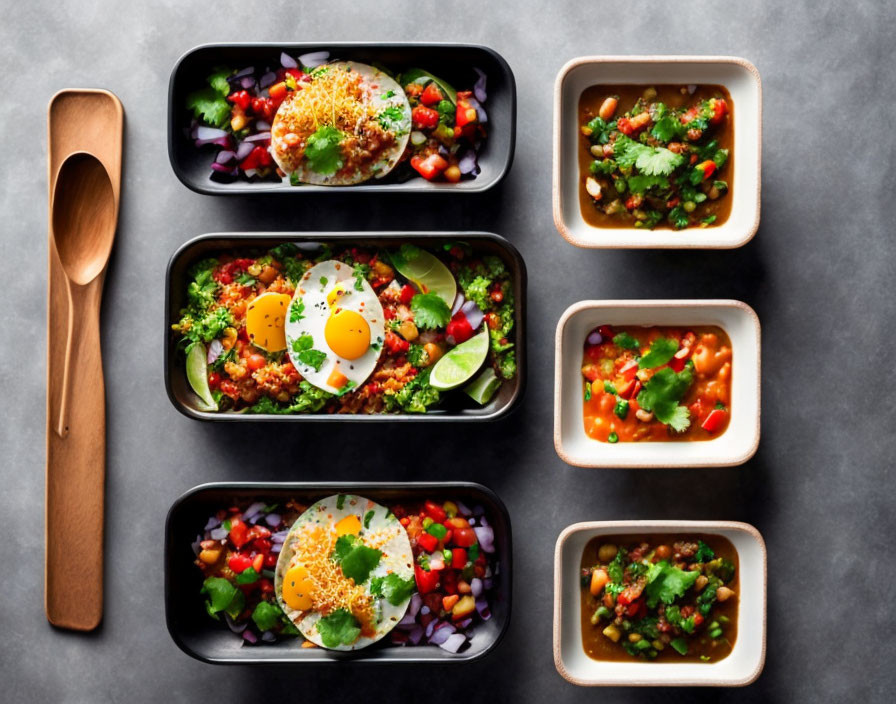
[229,518,249,548]
[455,99,478,128]
[620,360,639,381]
[424,501,447,523]
[701,408,728,433]
[417,532,439,553]
[399,284,416,305]
[616,116,634,136]
[451,548,468,569]
[410,153,448,181]
[420,82,444,106]
[414,564,440,594]
[227,90,251,111]
[228,553,253,573]
[695,160,716,181]
[240,146,273,172]
[412,105,440,128]
[617,378,636,400]
[445,311,473,344]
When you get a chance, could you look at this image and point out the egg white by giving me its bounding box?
[285,260,385,394]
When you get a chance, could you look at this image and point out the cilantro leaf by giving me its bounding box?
[339,544,382,585]
[291,333,327,371]
[644,561,700,608]
[207,67,233,96]
[589,159,617,176]
[377,105,408,133]
[636,366,695,431]
[651,115,686,142]
[186,87,231,128]
[235,567,260,584]
[612,332,641,351]
[694,540,716,563]
[410,293,451,329]
[305,125,345,175]
[352,263,370,291]
[289,298,305,323]
[635,147,684,176]
[251,601,284,631]
[638,338,679,369]
[369,573,415,606]
[200,577,244,620]
[626,174,669,194]
[668,205,690,230]
[332,534,360,562]
[316,608,361,648]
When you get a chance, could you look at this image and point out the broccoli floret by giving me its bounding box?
[384,369,440,413]
[464,275,492,311]
[497,350,516,380]
[407,344,429,368]
[482,255,506,278]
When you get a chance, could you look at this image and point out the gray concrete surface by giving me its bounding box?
[2,0,894,701]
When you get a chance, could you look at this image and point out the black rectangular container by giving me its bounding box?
[168,43,515,194]
[165,482,512,664]
[165,231,526,421]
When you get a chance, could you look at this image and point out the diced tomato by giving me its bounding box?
[246,525,271,541]
[414,565,440,594]
[268,82,288,101]
[617,379,636,400]
[253,539,272,554]
[412,105,440,128]
[620,360,639,381]
[229,518,249,548]
[247,353,266,371]
[417,532,439,553]
[228,553,253,573]
[451,548,468,569]
[455,99,478,128]
[486,312,501,330]
[709,98,728,125]
[284,67,306,81]
[207,372,221,389]
[451,527,477,548]
[240,146,273,172]
[669,355,686,372]
[446,312,473,344]
[617,117,634,136]
[424,501,447,523]
[681,106,699,125]
[399,284,416,305]
[227,90,251,111]
[597,325,614,339]
[701,408,728,433]
[219,380,239,400]
[385,331,410,354]
[263,552,277,568]
[695,160,716,180]
[626,597,644,617]
[251,553,264,573]
[410,153,448,180]
[420,82,444,106]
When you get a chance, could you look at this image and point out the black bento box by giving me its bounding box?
[168,43,516,194]
[164,231,527,421]
[165,482,512,664]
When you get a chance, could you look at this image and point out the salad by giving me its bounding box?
[185,50,489,185]
[172,242,517,414]
[578,84,733,230]
[192,496,499,653]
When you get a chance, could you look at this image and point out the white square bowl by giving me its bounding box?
[554,520,767,687]
[554,300,761,467]
[553,56,762,249]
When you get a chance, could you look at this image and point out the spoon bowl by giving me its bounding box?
[52,152,116,286]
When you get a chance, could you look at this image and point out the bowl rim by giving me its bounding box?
[553,299,761,467]
[164,230,527,422]
[168,41,517,195]
[553,519,767,687]
[552,54,762,249]
[165,480,513,664]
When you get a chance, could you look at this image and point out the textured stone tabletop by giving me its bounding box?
[2,0,894,701]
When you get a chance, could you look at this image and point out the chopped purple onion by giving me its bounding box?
[271,530,289,544]
[207,339,223,363]
[280,52,298,68]
[473,525,495,553]
[397,611,417,628]
[475,599,491,620]
[298,51,329,68]
[224,613,247,634]
[466,98,488,124]
[271,543,282,554]
[424,620,436,638]
[468,518,476,526]
[199,135,232,149]
[241,629,258,644]
[242,502,266,521]
[195,125,229,143]
[451,292,464,316]
[204,515,222,531]
[437,144,450,158]
[259,71,277,89]
[461,300,484,330]
[261,631,276,643]
[458,617,473,629]
[408,593,422,618]
[483,577,493,590]
[264,513,281,527]
[244,168,258,179]
[234,66,255,78]
[456,501,472,517]
[255,120,271,131]
[215,150,236,165]
[235,141,255,161]
[587,330,603,345]
[470,577,483,597]
[240,76,255,90]
[439,633,467,653]
[408,625,424,645]
[190,537,202,556]
[429,623,456,645]
[244,132,271,143]
[209,527,228,540]
[420,605,430,616]
[458,150,478,175]
[478,515,489,527]
[473,67,487,103]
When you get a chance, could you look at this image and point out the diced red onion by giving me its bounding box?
[397,612,417,628]
[195,125,229,142]
[470,577,483,598]
[298,51,329,68]
[475,599,491,620]
[260,71,277,89]
[473,525,495,553]
[439,633,467,653]
[240,76,255,90]
[587,330,603,345]
[207,339,223,363]
[235,141,255,161]
[468,98,488,124]
[473,68,487,103]
[451,293,464,316]
[242,502,266,521]
[280,52,298,69]
[210,527,228,540]
[271,530,288,544]
[424,620,436,638]
[420,605,430,616]
[478,515,489,527]
[190,537,202,556]
[408,625,424,645]
[225,613,248,634]
[255,120,271,131]
[408,593,422,618]
[437,144,450,158]
[234,66,255,78]
[261,631,276,643]
[199,135,232,149]
[244,168,258,178]
[458,150,478,175]
[244,132,271,143]
[271,543,282,554]
[241,629,258,644]
[429,623,456,645]
[430,551,445,571]
[204,515,222,531]
[456,501,472,517]
[215,150,236,165]
[264,513,281,527]
[461,300,484,331]
[468,517,476,526]
[483,577,493,590]
[457,617,473,629]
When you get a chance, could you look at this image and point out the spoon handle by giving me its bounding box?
[55,279,75,437]
[45,276,105,630]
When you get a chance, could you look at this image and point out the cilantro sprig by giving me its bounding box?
[410,293,451,329]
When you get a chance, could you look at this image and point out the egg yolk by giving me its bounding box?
[282,565,314,611]
[326,283,349,308]
[335,514,362,537]
[324,309,370,360]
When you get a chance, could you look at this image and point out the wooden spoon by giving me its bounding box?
[46,88,122,632]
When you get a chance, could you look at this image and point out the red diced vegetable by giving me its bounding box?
[451,548,468,569]
[446,311,473,344]
[455,99,478,128]
[227,90,251,111]
[229,518,249,548]
[417,532,439,553]
[695,160,716,180]
[414,565,440,594]
[424,500,447,523]
[412,105,440,128]
[399,284,416,305]
[701,408,727,433]
[228,553,253,573]
[410,153,448,180]
[420,82,444,106]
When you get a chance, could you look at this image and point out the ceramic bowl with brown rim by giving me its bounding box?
[554,300,760,467]
[553,56,761,248]
[554,520,767,687]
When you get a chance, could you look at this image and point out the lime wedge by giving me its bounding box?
[463,368,501,405]
[390,246,456,308]
[186,343,218,411]
[430,331,489,391]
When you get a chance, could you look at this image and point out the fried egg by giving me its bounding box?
[285,260,384,394]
